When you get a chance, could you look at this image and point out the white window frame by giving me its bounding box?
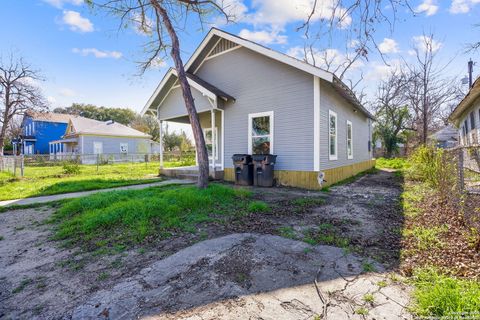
[93,141,103,155]
[346,120,353,160]
[120,143,128,154]
[203,127,219,160]
[329,110,338,160]
[248,111,274,155]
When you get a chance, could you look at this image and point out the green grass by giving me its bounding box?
[375,157,408,170]
[51,184,254,248]
[411,268,480,317]
[12,278,32,294]
[0,162,173,201]
[302,224,350,248]
[278,226,297,239]
[247,201,271,213]
[404,225,447,250]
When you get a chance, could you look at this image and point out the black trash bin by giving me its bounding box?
[232,154,253,186]
[252,154,277,187]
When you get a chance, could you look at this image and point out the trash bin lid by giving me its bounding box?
[232,154,252,163]
[252,154,277,164]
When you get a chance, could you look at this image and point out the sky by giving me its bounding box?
[1,0,479,128]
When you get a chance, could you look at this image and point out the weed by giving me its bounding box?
[363,293,375,303]
[247,201,271,213]
[355,307,369,315]
[62,161,81,175]
[377,280,387,288]
[362,261,376,273]
[404,225,447,250]
[303,247,312,254]
[138,248,146,255]
[410,268,480,317]
[375,157,408,170]
[97,272,110,281]
[111,258,122,269]
[12,278,32,294]
[278,226,297,240]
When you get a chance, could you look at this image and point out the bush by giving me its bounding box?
[411,268,480,317]
[62,161,81,175]
[407,146,456,191]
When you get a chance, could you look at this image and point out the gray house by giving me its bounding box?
[142,28,375,189]
[50,116,156,164]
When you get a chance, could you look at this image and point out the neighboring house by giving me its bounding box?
[450,77,480,172]
[16,112,71,155]
[142,28,375,189]
[429,125,458,149]
[50,116,154,164]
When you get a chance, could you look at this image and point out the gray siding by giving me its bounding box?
[196,47,314,171]
[158,86,211,120]
[81,135,152,154]
[319,80,372,170]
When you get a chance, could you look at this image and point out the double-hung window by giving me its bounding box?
[248,111,273,154]
[346,120,353,159]
[204,127,218,159]
[329,110,337,160]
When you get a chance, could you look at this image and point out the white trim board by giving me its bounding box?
[248,111,274,155]
[313,76,320,171]
[346,120,353,160]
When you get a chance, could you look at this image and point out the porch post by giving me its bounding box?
[211,109,216,174]
[159,120,164,169]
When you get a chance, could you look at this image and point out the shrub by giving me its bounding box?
[407,146,456,193]
[411,268,480,317]
[62,161,81,175]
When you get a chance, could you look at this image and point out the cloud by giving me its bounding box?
[62,10,93,33]
[47,96,57,104]
[450,0,480,13]
[72,48,123,59]
[287,46,363,71]
[365,59,402,81]
[244,0,351,29]
[43,0,83,8]
[416,0,439,16]
[412,35,443,53]
[378,38,399,54]
[238,29,288,45]
[150,57,168,69]
[59,88,76,97]
[131,13,153,36]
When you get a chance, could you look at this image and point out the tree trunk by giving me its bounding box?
[150,0,209,188]
[0,105,10,156]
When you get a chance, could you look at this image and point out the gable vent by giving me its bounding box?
[208,39,239,57]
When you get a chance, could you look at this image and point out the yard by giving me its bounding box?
[0,158,194,201]
[1,154,479,319]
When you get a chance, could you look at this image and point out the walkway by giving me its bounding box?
[0,179,193,207]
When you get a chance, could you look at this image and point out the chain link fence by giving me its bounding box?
[0,156,24,177]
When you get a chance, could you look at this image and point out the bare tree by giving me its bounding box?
[87,0,233,189]
[297,1,413,94]
[403,33,460,144]
[0,55,46,155]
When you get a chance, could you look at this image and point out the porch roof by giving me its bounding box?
[49,138,78,144]
[143,70,235,117]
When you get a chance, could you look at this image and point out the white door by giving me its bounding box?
[93,142,103,155]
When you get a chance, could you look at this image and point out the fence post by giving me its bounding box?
[458,147,464,193]
[20,155,24,177]
[13,156,17,177]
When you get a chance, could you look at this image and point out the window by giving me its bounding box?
[93,142,103,155]
[248,111,273,154]
[329,110,337,160]
[346,120,353,159]
[120,143,128,153]
[470,112,476,130]
[204,127,218,159]
[465,119,469,133]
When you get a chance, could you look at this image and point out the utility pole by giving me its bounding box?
[468,59,474,88]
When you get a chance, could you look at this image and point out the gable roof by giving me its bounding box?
[142,28,373,119]
[66,116,151,138]
[25,111,71,124]
[449,77,480,127]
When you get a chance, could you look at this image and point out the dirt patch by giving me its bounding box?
[0,170,407,318]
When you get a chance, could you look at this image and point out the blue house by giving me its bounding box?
[18,112,71,155]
